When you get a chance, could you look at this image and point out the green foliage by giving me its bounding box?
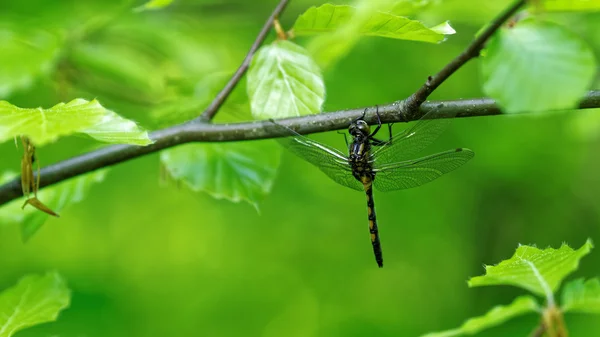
[0,99,152,146]
[0,26,63,98]
[0,170,107,241]
[135,0,174,12]
[305,0,392,69]
[160,141,281,209]
[562,278,600,314]
[247,40,325,119]
[151,71,233,126]
[0,272,70,337]
[292,4,454,43]
[533,0,600,12]
[0,0,598,336]
[468,239,593,299]
[425,240,598,336]
[421,296,540,337]
[69,42,167,104]
[481,18,597,114]
[389,0,433,16]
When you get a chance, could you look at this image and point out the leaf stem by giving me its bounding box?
[540,304,570,337]
[196,0,291,122]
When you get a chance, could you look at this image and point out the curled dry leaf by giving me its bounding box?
[19,136,59,217]
[21,197,60,217]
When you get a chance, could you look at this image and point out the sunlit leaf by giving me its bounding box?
[135,0,174,11]
[0,26,63,98]
[533,0,600,12]
[0,272,70,337]
[247,40,324,119]
[481,19,597,114]
[306,0,394,69]
[468,240,593,299]
[0,170,108,241]
[430,21,456,35]
[160,141,281,209]
[0,99,152,146]
[81,109,152,145]
[420,296,540,337]
[292,4,453,43]
[561,278,600,314]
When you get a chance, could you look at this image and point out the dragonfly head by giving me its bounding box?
[349,120,370,137]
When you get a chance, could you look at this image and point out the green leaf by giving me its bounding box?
[0,99,152,146]
[292,4,453,43]
[292,3,451,40]
[561,278,600,314]
[160,141,280,209]
[0,272,70,337]
[420,296,540,337]
[533,0,600,12]
[247,40,325,119]
[0,170,108,241]
[0,26,63,98]
[81,109,152,145]
[481,19,597,114]
[468,240,593,300]
[305,1,394,69]
[135,0,174,11]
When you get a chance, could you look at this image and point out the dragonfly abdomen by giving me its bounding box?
[362,177,383,268]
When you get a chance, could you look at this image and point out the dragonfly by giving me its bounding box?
[276,105,474,268]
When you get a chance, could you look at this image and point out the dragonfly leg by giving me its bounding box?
[337,130,349,149]
[369,105,382,137]
[370,137,387,146]
[352,108,367,123]
[387,123,394,143]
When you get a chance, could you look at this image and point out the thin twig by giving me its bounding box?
[404,0,526,112]
[0,92,599,207]
[196,0,290,122]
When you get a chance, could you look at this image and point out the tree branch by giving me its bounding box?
[196,0,290,121]
[0,0,583,207]
[0,92,599,207]
[405,0,526,112]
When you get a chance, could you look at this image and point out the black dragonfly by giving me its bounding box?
[276,106,474,268]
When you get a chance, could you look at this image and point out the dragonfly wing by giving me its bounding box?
[371,106,458,165]
[373,148,474,192]
[277,135,363,191]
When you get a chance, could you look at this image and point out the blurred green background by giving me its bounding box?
[1,0,600,336]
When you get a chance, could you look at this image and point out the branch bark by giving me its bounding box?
[1,92,599,207]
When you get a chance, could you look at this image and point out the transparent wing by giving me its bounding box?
[373,148,474,192]
[277,134,363,191]
[371,106,458,165]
